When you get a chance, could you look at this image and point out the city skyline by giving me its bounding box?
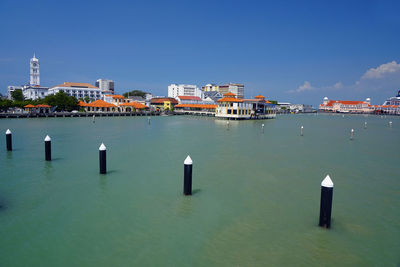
[1,0,399,106]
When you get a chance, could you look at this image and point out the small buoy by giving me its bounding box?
[350,129,354,140]
[389,121,392,127]
[300,126,304,136]
[364,122,367,129]
[92,115,95,123]
[261,124,264,133]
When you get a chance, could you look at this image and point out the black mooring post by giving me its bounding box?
[183,155,192,195]
[45,135,51,161]
[319,175,334,228]
[6,129,12,151]
[99,143,107,174]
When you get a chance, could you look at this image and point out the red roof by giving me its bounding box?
[254,95,265,99]
[223,92,236,97]
[52,82,98,89]
[78,100,91,107]
[119,101,147,109]
[35,104,51,108]
[111,95,124,99]
[24,104,35,108]
[175,104,217,109]
[177,96,202,101]
[150,98,178,104]
[87,100,117,108]
[217,97,243,103]
[323,100,366,107]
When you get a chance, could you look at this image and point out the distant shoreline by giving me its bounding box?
[0,111,398,119]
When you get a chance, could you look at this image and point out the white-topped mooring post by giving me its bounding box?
[44,135,51,161]
[148,117,151,125]
[319,175,334,228]
[92,115,95,123]
[6,129,12,151]
[364,121,367,129]
[227,121,230,130]
[99,143,107,174]
[389,121,392,127]
[350,129,354,140]
[262,124,264,133]
[300,126,304,136]
[183,155,193,195]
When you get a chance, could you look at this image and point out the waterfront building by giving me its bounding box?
[289,104,314,113]
[168,84,203,99]
[118,101,147,112]
[174,104,217,114]
[78,100,117,112]
[378,105,400,115]
[96,79,114,93]
[201,83,245,99]
[22,85,50,100]
[177,96,202,104]
[216,93,276,119]
[79,96,147,112]
[319,97,373,113]
[382,90,400,106]
[150,97,178,111]
[103,94,126,105]
[48,82,103,100]
[24,104,51,114]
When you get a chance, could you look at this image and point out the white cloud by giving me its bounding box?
[289,81,313,93]
[288,60,400,95]
[333,82,343,89]
[361,61,400,79]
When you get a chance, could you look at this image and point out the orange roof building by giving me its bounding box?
[51,82,98,89]
[119,101,147,109]
[48,82,103,101]
[319,97,374,113]
[216,92,276,119]
[175,104,217,109]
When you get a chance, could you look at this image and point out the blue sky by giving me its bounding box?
[0,0,399,106]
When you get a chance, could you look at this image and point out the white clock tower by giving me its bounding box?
[30,53,40,86]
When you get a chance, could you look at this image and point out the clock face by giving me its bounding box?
[32,62,37,67]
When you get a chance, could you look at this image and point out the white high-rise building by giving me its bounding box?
[95,79,114,92]
[168,84,203,99]
[30,53,40,86]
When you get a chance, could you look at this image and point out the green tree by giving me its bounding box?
[43,91,79,111]
[268,100,278,105]
[11,89,24,101]
[123,90,147,98]
[83,96,90,103]
[0,99,13,111]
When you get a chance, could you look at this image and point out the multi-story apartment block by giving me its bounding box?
[168,84,203,99]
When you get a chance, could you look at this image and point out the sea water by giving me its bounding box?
[0,114,399,266]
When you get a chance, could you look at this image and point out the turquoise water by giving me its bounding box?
[0,114,399,266]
